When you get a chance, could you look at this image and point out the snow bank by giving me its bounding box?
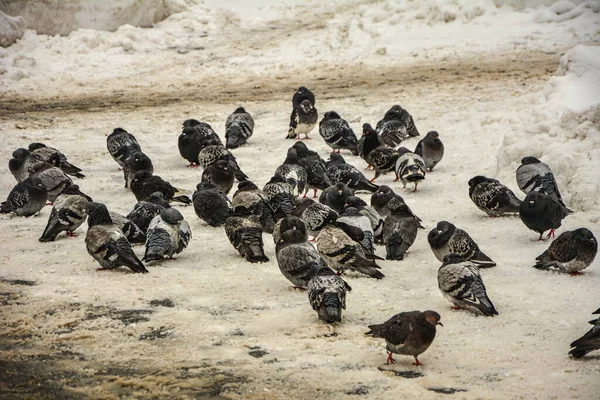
[497,45,600,219]
[0,10,25,47]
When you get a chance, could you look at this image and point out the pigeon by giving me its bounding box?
[201,159,236,195]
[193,182,232,227]
[569,308,600,358]
[274,148,308,196]
[394,147,426,191]
[0,176,48,217]
[379,105,420,138]
[28,142,85,179]
[516,156,571,213]
[84,202,148,273]
[275,216,328,289]
[106,128,142,169]
[361,123,399,182]
[126,191,170,233]
[519,191,569,240]
[292,142,331,197]
[319,111,359,155]
[301,202,339,235]
[9,148,46,182]
[224,208,269,263]
[232,180,275,233]
[437,254,498,316]
[39,184,92,242]
[288,99,318,140]
[414,131,444,172]
[366,310,442,366]
[382,202,419,260]
[468,176,522,217]
[319,182,354,213]
[375,107,409,148]
[532,228,597,275]
[225,107,254,149]
[308,267,352,323]
[123,151,153,189]
[107,211,147,245]
[428,221,496,267]
[198,140,248,181]
[29,162,73,203]
[370,185,423,226]
[182,119,222,143]
[344,196,384,243]
[325,153,379,193]
[263,175,297,219]
[178,120,221,167]
[143,208,192,261]
[338,206,375,253]
[292,86,315,108]
[130,171,191,204]
[290,197,316,219]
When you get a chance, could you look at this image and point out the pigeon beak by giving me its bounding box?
[437,322,443,327]
[337,190,343,194]
[529,200,534,205]
[437,230,442,234]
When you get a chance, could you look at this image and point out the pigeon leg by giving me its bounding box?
[386,351,396,365]
[412,356,423,367]
[302,193,307,199]
[394,172,400,181]
[187,163,199,168]
[292,286,307,291]
[96,267,111,271]
[303,134,311,140]
[413,183,418,192]
[312,189,318,198]
[546,229,556,239]
[450,305,462,311]
[66,231,78,237]
[336,149,340,153]
[537,233,544,241]
[569,272,583,277]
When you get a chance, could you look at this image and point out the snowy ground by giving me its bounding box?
[1,1,599,399]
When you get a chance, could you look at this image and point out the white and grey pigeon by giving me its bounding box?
[515,156,571,213]
[263,175,297,219]
[288,99,318,140]
[224,207,269,263]
[225,106,254,149]
[106,127,142,169]
[29,162,73,203]
[533,228,597,275]
[394,147,426,192]
[274,148,308,196]
[301,202,339,236]
[123,151,154,189]
[0,176,48,217]
[143,208,192,261]
[126,191,170,233]
[338,206,375,254]
[325,153,379,193]
[381,104,420,138]
[28,142,85,179]
[39,184,92,242]
[370,185,423,227]
[344,196,384,244]
[198,140,248,182]
[382,200,419,260]
[319,111,359,155]
[414,131,444,172]
[427,220,496,267]
[8,148,46,182]
[437,253,498,316]
[375,106,409,148]
[468,175,521,217]
[308,267,352,323]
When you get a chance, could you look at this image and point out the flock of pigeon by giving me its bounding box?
[1,86,598,366]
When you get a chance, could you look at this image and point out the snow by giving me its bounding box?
[0,10,26,48]
[0,0,599,398]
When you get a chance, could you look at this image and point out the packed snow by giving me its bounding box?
[0,0,598,398]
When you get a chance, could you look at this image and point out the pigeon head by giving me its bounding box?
[468,175,490,188]
[371,185,394,203]
[12,148,30,159]
[344,195,367,209]
[291,141,309,155]
[300,100,313,113]
[521,156,541,165]
[234,106,246,113]
[362,123,376,136]
[111,127,128,135]
[182,119,202,128]
[161,208,184,224]
[237,180,259,191]
[180,127,198,138]
[442,253,466,265]
[573,228,597,246]
[132,170,153,184]
[145,191,169,206]
[389,201,411,217]
[323,111,341,121]
[428,221,456,249]
[315,266,337,277]
[279,215,306,234]
[524,191,545,209]
[284,148,300,164]
[86,202,113,227]
[278,227,307,245]
[129,151,150,166]
[425,131,439,140]
[28,142,47,151]
[60,183,92,201]
[215,160,229,171]
[340,206,360,217]
[327,153,345,165]
[383,105,404,121]
[27,176,47,191]
[421,310,443,327]
[334,182,347,195]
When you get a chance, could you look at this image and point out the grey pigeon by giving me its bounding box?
[375,107,409,148]
[370,185,423,226]
[225,106,254,149]
[107,211,146,245]
[198,140,248,181]
[28,142,85,179]
[130,171,191,205]
[9,148,46,182]
[292,86,315,108]
[263,175,297,219]
[308,267,352,323]
[232,180,275,233]
[366,310,442,366]
[126,192,170,233]
[382,202,419,260]
[143,208,192,261]
[224,208,269,263]
[381,105,419,138]
[193,182,232,227]
[291,197,316,220]
[344,196,384,243]
[39,184,92,242]
[533,228,597,275]
[29,162,73,203]
[437,253,498,316]
[325,153,379,193]
[0,176,47,217]
[519,191,569,240]
[178,120,221,167]
[468,175,522,217]
[294,143,331,198]
[361,123,398,182]
[274,148,308,196]
[414,131,444,172]
[338,206,375,253]
[319,182,353,213]
[394,147,426,191]
[301,202,339,235]
[84,202,148,273]
[569,308,600,358]
[288,99,318,140]
[275,216,327,289]
[428,221,496,267]
[106,128,141,169]
[123,151,153,188]
[201,159,235,195]
[319,111,358,155]
[516,156,571,213]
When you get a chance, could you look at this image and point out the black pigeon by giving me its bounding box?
[0,176,47,217]
[107,211,147,245]
[361,123,398,182]
[428,221,496,267]
[375,107,409,148]
[275,216,327,289]
[338,206,375,253]
[224,208,269,263]
[437,253,498,316]
[319,182,353,213]
[378,105,419,138]
[29,162,73,203]
[468,175,522,217]
[394,147,426,191]
[28,142,85,178]
[143,208,192,261]
[274,148,308,196]
[263,175,297,219]
[106,128,141,169]
[370,185,423,226]
[126,192,170,233]
[325,153,379,193]
[366,310,442,366]
[533,228,597,275]
[519,191,569,240]
[319,111,358,155]
[178,119,221,167]
[193,182,232,227]
[123,151,153,188]
[414,131,444,172]
[344,196,384,243]
[516,156,571,213]
[85,202,148,273]
[290,198,316,221]
[39,184,92,242]
[232,180,275,233]
[130,171,191,204]
[292,86,315,108]
[293,142,331,197]
[382,202,419,260]
[308,267,352,323]
[198,140,248,181]
[201,159,235,195]
[288,99,318,140]
[9,148,46,182]
[569,308,600,358]
[225,107,254,149]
